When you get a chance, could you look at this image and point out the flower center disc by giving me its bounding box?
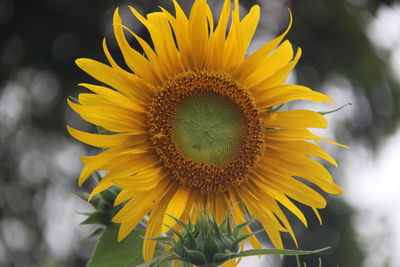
[171,92,245,166]
[147,71,263,193]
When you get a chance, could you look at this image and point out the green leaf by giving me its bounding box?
[87,224,145,267]
[81,211,111,226]
[87,224,170,267]
[235,247,331,258]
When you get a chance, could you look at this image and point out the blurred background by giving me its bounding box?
[1,0,399,266]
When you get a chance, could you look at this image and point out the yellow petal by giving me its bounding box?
[78,164,96,186]
[188,0,209,69]
[113,178,173,224]
[222,259,238,267]
[236,189,285,249]
[78,83,146,113]
[75,58,148,103]
[241,40,294,88]
[78,93,110,107]
[68,99,146,133]
[262,155,343,194]
[222,0,243,71]
[67,126,138,148]
[266,140,338,167]
[128,7,180,80]
[79,146,152,171]
[229,192,262,249]
[240,5,261,58]
[313,207,323,225]
[88,177,114,201]
[253,47,302,91]
[146,12,181,75]
[265,128,321,142]
[161,186,190,233]
[250,173,309,226]
[118,220,140,242]
[113,168,164,192]
[263,110,327,129]
[213,192,229,225]
[163,0,192,68]
[253,166,327,208]
[205,0,230,69]
[246,184,298,246]
[235,9,292,78]
[143,187,176,261]
[112,9,158,85]
[255,84,333,108]
[114,189,135,206]
[102,38,155,98]
[90,153,158,178]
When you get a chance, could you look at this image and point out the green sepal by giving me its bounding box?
[209,216,221,239]
[232,220,252,238]
[185,248,206,266]
[97,125,116,135]
[165,214,197,248]
[220,214,232,235]
[162,223,185,241]
[80,211,111,226]
[88,194,101,209]
[235,247,331,258]
[165,214,191,233]
[100,187,118,204]
[69,96,79,104]
[93,170,103,182]
[213,252,231,265]
[136,253,180,267]
[148,236,177,247]
[267,104,284,113]
[319,103,351,115]
[232,229,264,248]
[204,237,220,262]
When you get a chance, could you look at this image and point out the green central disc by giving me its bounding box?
[171,92,245,166]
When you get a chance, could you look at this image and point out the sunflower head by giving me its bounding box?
[69,0,345,263]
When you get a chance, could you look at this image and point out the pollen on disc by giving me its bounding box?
[171,92,245,166]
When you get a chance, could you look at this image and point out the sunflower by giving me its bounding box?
[68,0,344,263]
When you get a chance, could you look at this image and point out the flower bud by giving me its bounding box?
[154,212,255,266]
